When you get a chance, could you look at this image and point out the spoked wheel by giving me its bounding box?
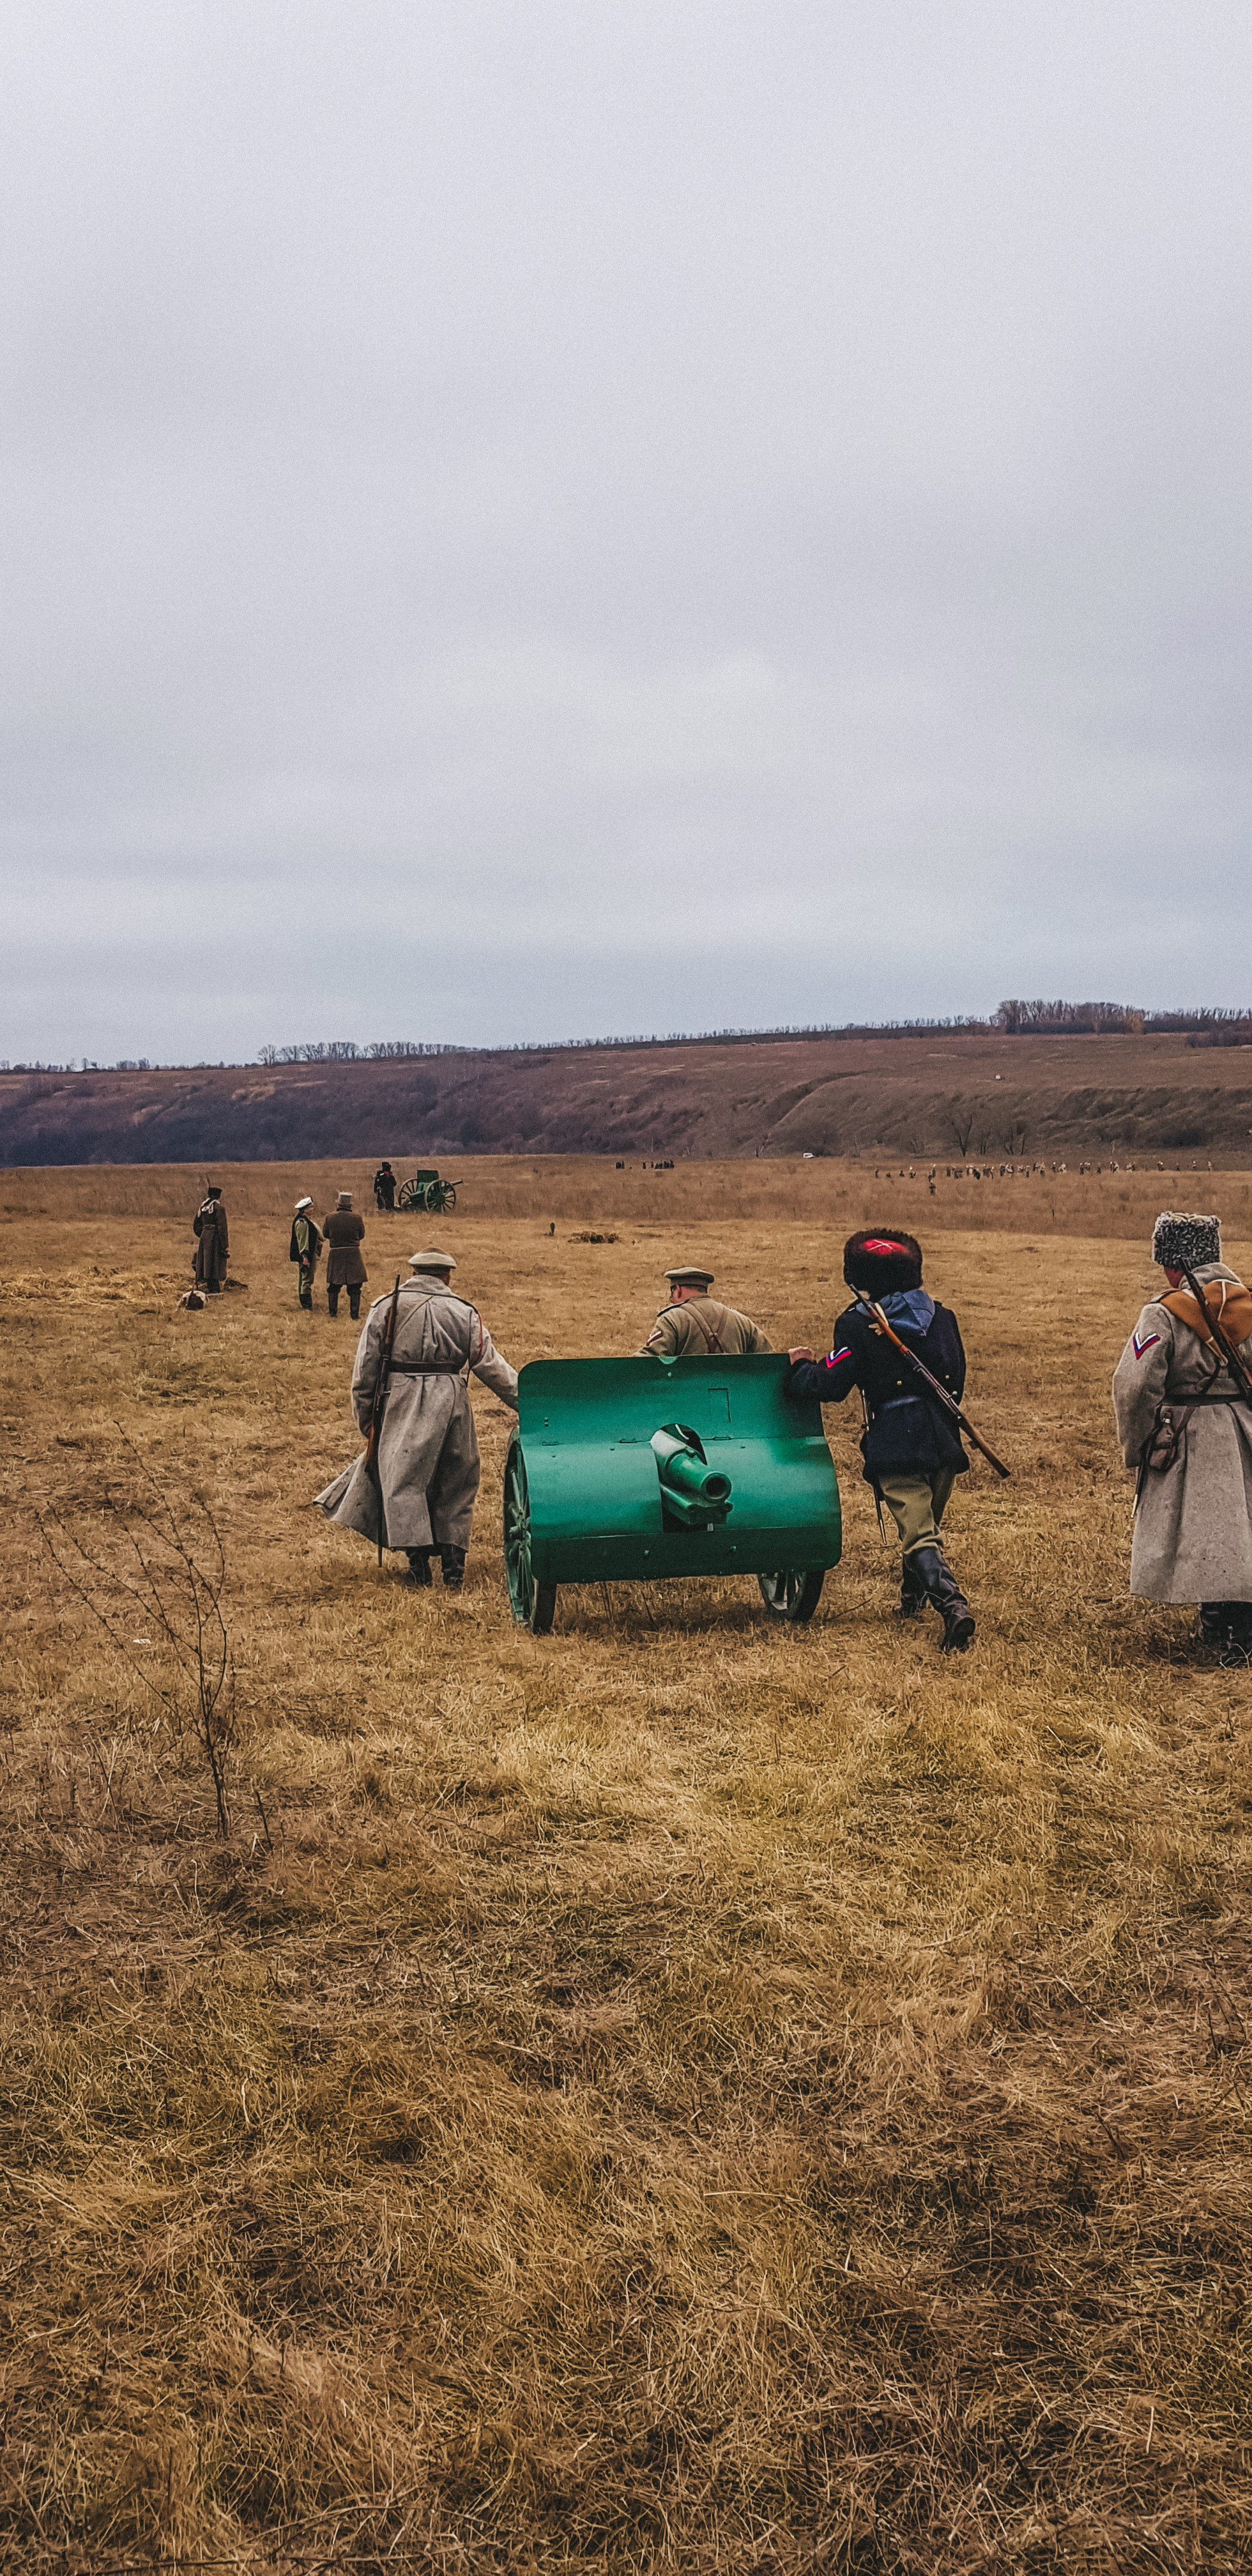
[397,1180,420,1212]
[503,1440,556,1633]
[758,1568,825,1623]
[432,1183,456,1213]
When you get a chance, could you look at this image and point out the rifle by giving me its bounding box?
[1180,1263,1252,1406]
[363,1275,402,1565]
[855,1296,1011,1480]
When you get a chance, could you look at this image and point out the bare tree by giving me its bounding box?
[40,1435,236,1835]
[945,1098,976,1156]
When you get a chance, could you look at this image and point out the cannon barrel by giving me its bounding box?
[650,1424,733,1524]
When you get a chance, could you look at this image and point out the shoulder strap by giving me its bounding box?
[686,1300,726,1355]
[1161,1280,1252,1353]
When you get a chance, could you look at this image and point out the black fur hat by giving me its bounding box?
[843,1229,924,1296]
[1151,1211,1221,1271]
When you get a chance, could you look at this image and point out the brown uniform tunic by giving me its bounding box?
[323,1209,368,1289]
[637,1296,771,1358]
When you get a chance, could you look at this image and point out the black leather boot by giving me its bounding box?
[405,1548,434,1587]
[1215,1603,1252,1667]
[440,1545,466,1591]
[897,1555,926,1618]
[912,1545,975,1652]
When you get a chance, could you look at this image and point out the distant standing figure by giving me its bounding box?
[374,1162,397,1212]
[637,1265,771,1358]
[324,1191,367,1320]
[316,1247,519,1590]
[289,1195,323,1311]
[1113,1211,1252,1666]
[192,1186,229,1294]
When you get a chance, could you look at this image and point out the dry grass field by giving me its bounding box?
[3,1158,1251,2572]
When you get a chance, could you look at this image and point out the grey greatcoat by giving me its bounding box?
[1112,1261,1252,1602]
[315,1273,518,1551]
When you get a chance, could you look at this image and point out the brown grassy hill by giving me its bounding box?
[3,1027,1251,1165]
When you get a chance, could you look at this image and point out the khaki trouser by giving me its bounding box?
[876,1469,956,1558]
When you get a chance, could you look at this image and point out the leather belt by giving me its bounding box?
[387,1359,467,1376]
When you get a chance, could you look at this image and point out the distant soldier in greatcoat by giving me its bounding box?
[785,1230,975,1651]
[289,1195,323,1311]
[315,1248,519,1591]
[1113,1212,1252,1665]
[192,1185,229,1294]
[374,1162,397,1211]
[323,1190,368,1320]
[638,1265,772,1358]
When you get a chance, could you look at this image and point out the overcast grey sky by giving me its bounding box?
[1,2,1249,1061]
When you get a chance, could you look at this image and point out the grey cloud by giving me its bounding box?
[2,1,1251,1064]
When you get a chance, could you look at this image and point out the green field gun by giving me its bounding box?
[503,1353,841,1633]
[395,1167,459,1215]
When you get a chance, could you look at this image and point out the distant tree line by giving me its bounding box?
[996,1001,1252,1043]
[254,1039,456,1064]
[6,1004,1252,1079]
[996,1000,1146,1034]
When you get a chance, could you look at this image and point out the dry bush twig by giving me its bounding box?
[38,1428,236,1835]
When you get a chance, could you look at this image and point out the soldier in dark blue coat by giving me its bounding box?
[785,1229,975,1651]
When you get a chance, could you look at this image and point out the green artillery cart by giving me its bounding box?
[396,1167,458,1215]
[503,1353,840,1633]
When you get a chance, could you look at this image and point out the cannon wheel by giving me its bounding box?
[503,1441,556,1634]
[396,1179,422,1212]
[758,1568,824,1623]
[426,1181,456,1214]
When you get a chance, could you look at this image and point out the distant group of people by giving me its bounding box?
[287,1191,368,1317]
[189,1182,1252,1659]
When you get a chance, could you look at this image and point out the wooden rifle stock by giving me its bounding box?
[858,1297,1011,1480]
[365,1275,403,1564]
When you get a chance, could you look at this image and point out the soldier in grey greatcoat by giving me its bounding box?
[638,1265,772,1358]
[315,1248,518,1590]
[192,1186,229,1292]
[1112,1211,1252,1664]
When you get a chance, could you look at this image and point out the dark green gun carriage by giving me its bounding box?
[396,1167,458,1215]
[503,1353,841,1633]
